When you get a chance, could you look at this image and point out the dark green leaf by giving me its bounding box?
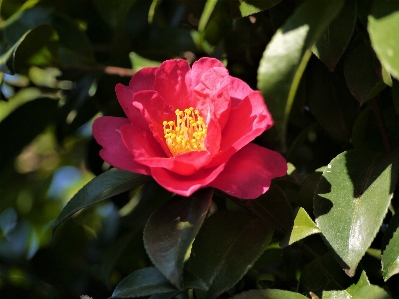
[322,270,370,299]
[307,59,359,142]
[189,211,274,299]
[312,0,357,71]
[228,0,283,19]
[110,267,177,298]
[0,97,57,171]
[382,211,399,251]
[230,289,308,299]
[393,79,399,115]
[280,207,321,248]
[382,226,399,281]
[344,35,385,105]
[143,188,213,288]
[249,183,293,235]
[52,169,151,234]
[299,253,353,297]
[314,150,399,276]
[297,171,322,216]
[257,0,345,149]
[0,24,54,74]
[368,0,399,80]
[92,0,137,29]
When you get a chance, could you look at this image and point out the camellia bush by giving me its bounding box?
[1,0,399,299]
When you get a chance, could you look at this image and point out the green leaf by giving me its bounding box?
[129,52,161,72]
[382,226,399,281]
[230,289,308,299]
[52,169,151,235]
[352,285,392,299]
[198,0,218,33]
[189,211,274,299]
[344,35,385,105]
[228,0,283,19]
[143,188,213,288]
[257,0,344,150]
[248,183,293,234]
[368,0,399,80]
[382,211,399,251]
[92,0,137,29]
[312,0,357,71]
[307,59,359,142]
[0,97,57,171]
[0,24,54,74]
[148,0,163,23]
[297,171,323,216]
[299,253,353,297]
[314,149,399,276]
[322,270,370,299]
[110,267,177,298]
[281,207,321,247]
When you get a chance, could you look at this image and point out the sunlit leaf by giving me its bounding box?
[228,0,282,19]
[52,169,151,234]
[351,285,392,299]
[314,149,399,276]
[189,211,274,299]
[281,207,321,247]
[230,289,308,299]
[110,267,177,298]
[322,270,370,299]
[257,0,344,149]
[368,0,399,80]
[144,188,213,288]
[382,226,399,281]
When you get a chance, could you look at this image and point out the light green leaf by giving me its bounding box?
[189,211,274,299]
[230,289,308,299]
[129,52,161,72]
[368,0,399,80]
[314,150,399,276]
[257,0,344,149]
[148,0,163,23]
[52,169,151,235]
[198,0,218,33]
[352,285,392,299]
[312,0,357,71]
[322,271,370,299]
[110,267,176,298]
[281,207,321,247]
[382,226,399,281]
[143,188,213,288]
[228,0,283,19]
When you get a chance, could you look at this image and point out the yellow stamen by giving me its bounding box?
[163,107,208,156]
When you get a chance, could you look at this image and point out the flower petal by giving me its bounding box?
[191,57,224,87]
[151,164,226,197]
[153,59,192,110]
[228,77,253,107]
[129,66,157,92]
[121,124,212,175]
[194,67,231,130]
[210,143,287,199]
[92,116,151,175]
[132,90,175,155]
[206,90,273,168]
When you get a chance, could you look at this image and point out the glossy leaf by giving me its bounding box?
[229,0,283,19]
[110,267,176,298]
[0,24,54,74]
[382,226,399,281]
[368,0,399,80]
[257,0,344,149]
[189,211,274,299]
[314,150,399,276]
[344,35,385,105]
[382,211,399,251]
[230,289,308,299]
[300,253,353,297]
[0,97,57,171]
[281,207,321,247]
[143,188,213,288]
[312,0,357,71]
[52,169,151,234]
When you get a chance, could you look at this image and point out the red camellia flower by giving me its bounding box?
[93,58,286,199]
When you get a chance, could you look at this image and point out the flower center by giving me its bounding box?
[163,107,208,156]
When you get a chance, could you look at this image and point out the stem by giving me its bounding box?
[372,97,392,152]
